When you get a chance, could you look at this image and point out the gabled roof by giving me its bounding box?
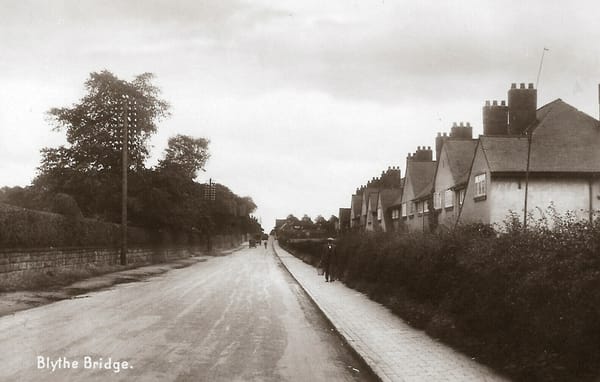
[480,136,528,172]
[389,177,406,208]
[414,179,434,200]
[481,99,600,173]
[443,140,479,185]
[378,189,402,211]
[367,192,379,212]
[406,161,436,200]
[530,99,600,172]
[361,187,380,213]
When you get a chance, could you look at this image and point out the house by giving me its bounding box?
[377,188,403,232]
[387,178,405,232]
[400,147,436,232]
[359,184,379,228]
[432,126,478,230]
[364,191,380,231]
[350,193,362,228]
[352,167,402,231]
[459,85,600,227]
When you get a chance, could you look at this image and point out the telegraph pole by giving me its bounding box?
[120,95,130,265]
[205,178,216,252]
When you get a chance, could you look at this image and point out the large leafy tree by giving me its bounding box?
[158,134,210,179]
[35,70,170,220]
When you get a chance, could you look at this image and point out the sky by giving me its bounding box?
[1,0,600,230]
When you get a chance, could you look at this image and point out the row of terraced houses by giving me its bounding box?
[338,83,600,233]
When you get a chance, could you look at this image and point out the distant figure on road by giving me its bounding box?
[321,238,337,282]
[264,241,267,249]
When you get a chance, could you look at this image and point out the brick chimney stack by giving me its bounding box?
[412,146,433,162]
[508,83,537,135]
[450,121,473,139]
[483,100,509,135]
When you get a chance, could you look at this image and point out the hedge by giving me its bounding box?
[284,216,600,381]
[0,203,199,249]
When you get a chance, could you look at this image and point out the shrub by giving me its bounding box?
[0,203,188,249]
[285,215,600,381]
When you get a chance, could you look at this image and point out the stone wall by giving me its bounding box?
[0,233,244,277]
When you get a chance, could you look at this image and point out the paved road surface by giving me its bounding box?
[0,243,375,381]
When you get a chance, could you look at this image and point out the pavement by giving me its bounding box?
[272,239,508,382]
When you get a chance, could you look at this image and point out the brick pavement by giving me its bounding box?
[272,240,508,382]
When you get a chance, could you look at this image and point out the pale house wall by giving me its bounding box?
[458,144,491,225]
[490,177,594,228]
[434,148,460,229]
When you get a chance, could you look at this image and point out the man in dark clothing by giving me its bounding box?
[322,238,337,282]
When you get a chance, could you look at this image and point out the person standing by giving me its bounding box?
[321,237,337,282]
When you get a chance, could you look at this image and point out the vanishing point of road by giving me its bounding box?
[0,241,376,382]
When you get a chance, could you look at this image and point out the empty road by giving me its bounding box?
[0,241,375,381]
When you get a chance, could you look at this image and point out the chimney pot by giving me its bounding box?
[485,100,491,106]
[427,146,431,150]
[437,132,441,137]
[528,83,534,89]
[452,122,457,127]
[501,100,506,106]
[511,83,517,89]
[492,100,498,106]
[460,121,464,127]
[443,132,447,136]
[520,83,525,89]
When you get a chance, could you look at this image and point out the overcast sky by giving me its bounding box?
[1,0,600,229]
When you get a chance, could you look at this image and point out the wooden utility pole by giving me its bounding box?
[523,130,532,229]
[121,97,129,265]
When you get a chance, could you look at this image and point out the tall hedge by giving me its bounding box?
[0,203,154,248]
[285,217,600,381]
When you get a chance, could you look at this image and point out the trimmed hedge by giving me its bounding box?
[280,238,326,267]
[285,218,600,381]
[0,203,154,248]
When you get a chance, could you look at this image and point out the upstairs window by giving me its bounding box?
[402,203,408,217]
[409,201,415,215]
[474,174,487,198]
[392,209,400,219]
[444,189,454,208]
[377,207,383,221]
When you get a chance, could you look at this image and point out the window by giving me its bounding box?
[377,207,383,221]
[409,202,415,215]
[458,189,466,206]
[444,189,454,208]
[392,209,399,219]
[423,200,429,213]
[402,203,407,217]
[433,192,442,210]
[474,174,487,198]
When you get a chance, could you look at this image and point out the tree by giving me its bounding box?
[35,70,170,220]
[158,134,210,179]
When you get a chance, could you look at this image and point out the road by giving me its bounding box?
[0,241,376,382]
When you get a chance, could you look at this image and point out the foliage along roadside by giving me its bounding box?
[283,213,600,382]
[0,70,261,237]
